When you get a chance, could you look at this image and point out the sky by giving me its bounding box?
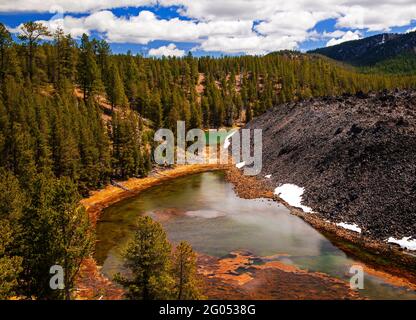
[1,0,416,57]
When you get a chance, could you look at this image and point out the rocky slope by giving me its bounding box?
[245,90,416,241]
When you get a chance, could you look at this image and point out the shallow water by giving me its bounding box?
[95,171,416,300]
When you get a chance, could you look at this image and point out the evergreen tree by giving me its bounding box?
[0,170,24,299]
[18,22,51,81]
[201,96,210,128]
[48,177,94,299]
[77,34,103,101]
[17,175,93,299]
[149,90,163,128]
[0,220,23,299]
[52,28,76,86]
[114,216,173,300]
[107,62,128,110]
[172,241,202,300]
[0,23,12,82]
[111,110,146,178]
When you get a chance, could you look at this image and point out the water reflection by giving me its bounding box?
[95,171,416,300]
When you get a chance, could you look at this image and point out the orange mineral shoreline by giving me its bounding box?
[224,166,416,289]
[81,164,226,226]
[76,164,416,299]
[75,164,225,299]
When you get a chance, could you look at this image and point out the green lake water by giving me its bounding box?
[95,171,416,300]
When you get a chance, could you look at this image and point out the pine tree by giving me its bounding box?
[190,100,202,129]
[77,34,103,101]
[114,216,173,300]
[201,96,210,128]
[0,170,24,299]
[107,62,128,110]
[96,40,111,75]
[48,177,94,299]
[17,174,93,299]
[18,22,51,81]
[149,90,163,128]
[52,28,76,86]
[172,241,203,300]
[0,23,12,83]
[0,220,23,299]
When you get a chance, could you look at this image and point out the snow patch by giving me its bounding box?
[336,222,362,233]
[223,130,237,149]
[387,237,416,251]
[236,161,246,169]
[274,184,313,213]
[265,175,272,179]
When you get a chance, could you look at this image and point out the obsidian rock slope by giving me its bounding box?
[247,90,416,240]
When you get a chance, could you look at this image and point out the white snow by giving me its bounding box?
[236,161,246,169]
[265,175,272,179]
[223,130,237,149]
[336,222,362,233]
[274,184,313,213]
[387,237,416,251]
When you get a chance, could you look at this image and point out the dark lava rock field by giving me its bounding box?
[246,90,416,241]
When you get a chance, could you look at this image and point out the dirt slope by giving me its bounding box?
[246,90,416,240]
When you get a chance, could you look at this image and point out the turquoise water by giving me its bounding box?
[95,171,416,300]
[205,129,235,146]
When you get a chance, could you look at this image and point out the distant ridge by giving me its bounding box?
[309,31,416,73]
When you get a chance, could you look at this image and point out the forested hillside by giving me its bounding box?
[361,53,416,75]
[311,31,416,74]
[1,21,416,300]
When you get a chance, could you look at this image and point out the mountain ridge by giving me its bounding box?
[309,31,416,72]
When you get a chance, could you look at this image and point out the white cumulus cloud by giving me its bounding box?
[148,43,185,57]
[326,30,362,47]
[0,0,155,13]
[3,0,416,55]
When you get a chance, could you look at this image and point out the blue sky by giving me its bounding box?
[1,1,416,57]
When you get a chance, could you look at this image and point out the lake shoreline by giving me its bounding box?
[76,164,225,299]
[81,164,226,225]
[76,164,416,299]
[224,166,416,287]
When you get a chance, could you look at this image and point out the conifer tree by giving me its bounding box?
[114,216,173,300]
[18,22,51,81]
[107,62,128,110]
[52,28,76,86]
[0,23,12,82]
[149,90,163,128]
[172,241,202,300]
[77,34,103,101]
[0,170,24,299]
[201,96,210,128]
[48,177,94,300]
[17,175,93,300]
